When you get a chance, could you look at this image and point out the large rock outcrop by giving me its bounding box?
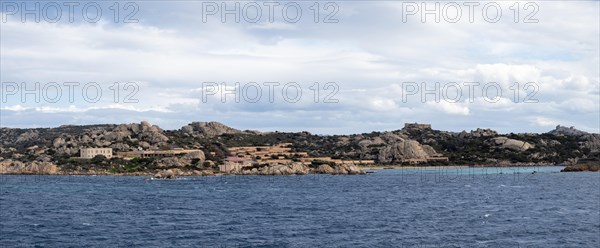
[332,164,365,175]
[180,122,243,137]
[354,131,439,163]
[548,125,588,136]
[237,162,365,175]
[152,150,206,168]
[490,137,534,151]
[15,130,39,143]
[583,134,600,153]
[314,164,335,174]
[0,159,58,174]
[106,122,168,145]
[237,163,309,175]
[48,121,170,155]
[377,140,431,163]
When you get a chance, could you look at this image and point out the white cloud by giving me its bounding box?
[248,22,297,30]
[427,101,470,116]
[531,116,561,128]
[1,1,598,134]
[1,104,172,114]
[369,98,399,112]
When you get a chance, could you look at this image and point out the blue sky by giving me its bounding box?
[1,1,599,134]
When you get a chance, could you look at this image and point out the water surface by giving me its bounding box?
[1,166,599,247]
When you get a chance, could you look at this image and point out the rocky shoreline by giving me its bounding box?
[1,121,599,177]
[1,163,577,179]
[560,153,600,172]
[0,163,367,178]
[561,165,600,172]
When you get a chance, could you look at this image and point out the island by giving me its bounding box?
[1,121,598,177]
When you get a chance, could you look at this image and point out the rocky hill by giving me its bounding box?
[1,122,598,175]
[400,125,599,166]
[179,121,259,137]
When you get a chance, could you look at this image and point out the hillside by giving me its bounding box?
[0,122,598,175]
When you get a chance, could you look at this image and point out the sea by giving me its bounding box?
[1,166,599,247]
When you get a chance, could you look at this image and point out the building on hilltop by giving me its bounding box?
[80,148,113,159]
[404,123,432,129]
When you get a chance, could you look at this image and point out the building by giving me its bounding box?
[227,143,378,167]
[219,162,244,173]
[219,157,254,172]
[404,123,432,129]
[80,148,113,159]
[115,149,202,158]
[225,156,250,163]
[427,153,449,162]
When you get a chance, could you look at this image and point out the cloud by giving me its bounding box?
[248,22,297,30]
[0,104,172,114]
[427,101,470,116]
[1,1,598,134]
[531,116,560,127]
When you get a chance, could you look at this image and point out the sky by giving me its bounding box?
[1,1,599,134]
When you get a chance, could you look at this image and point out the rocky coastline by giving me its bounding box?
[1,121,598,177]
[0,164,366,179]
[0,162,571,179]
[560,153,600,172]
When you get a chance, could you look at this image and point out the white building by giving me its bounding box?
[80,148,113,159]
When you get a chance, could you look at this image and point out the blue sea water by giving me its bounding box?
[1,166,599,247]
